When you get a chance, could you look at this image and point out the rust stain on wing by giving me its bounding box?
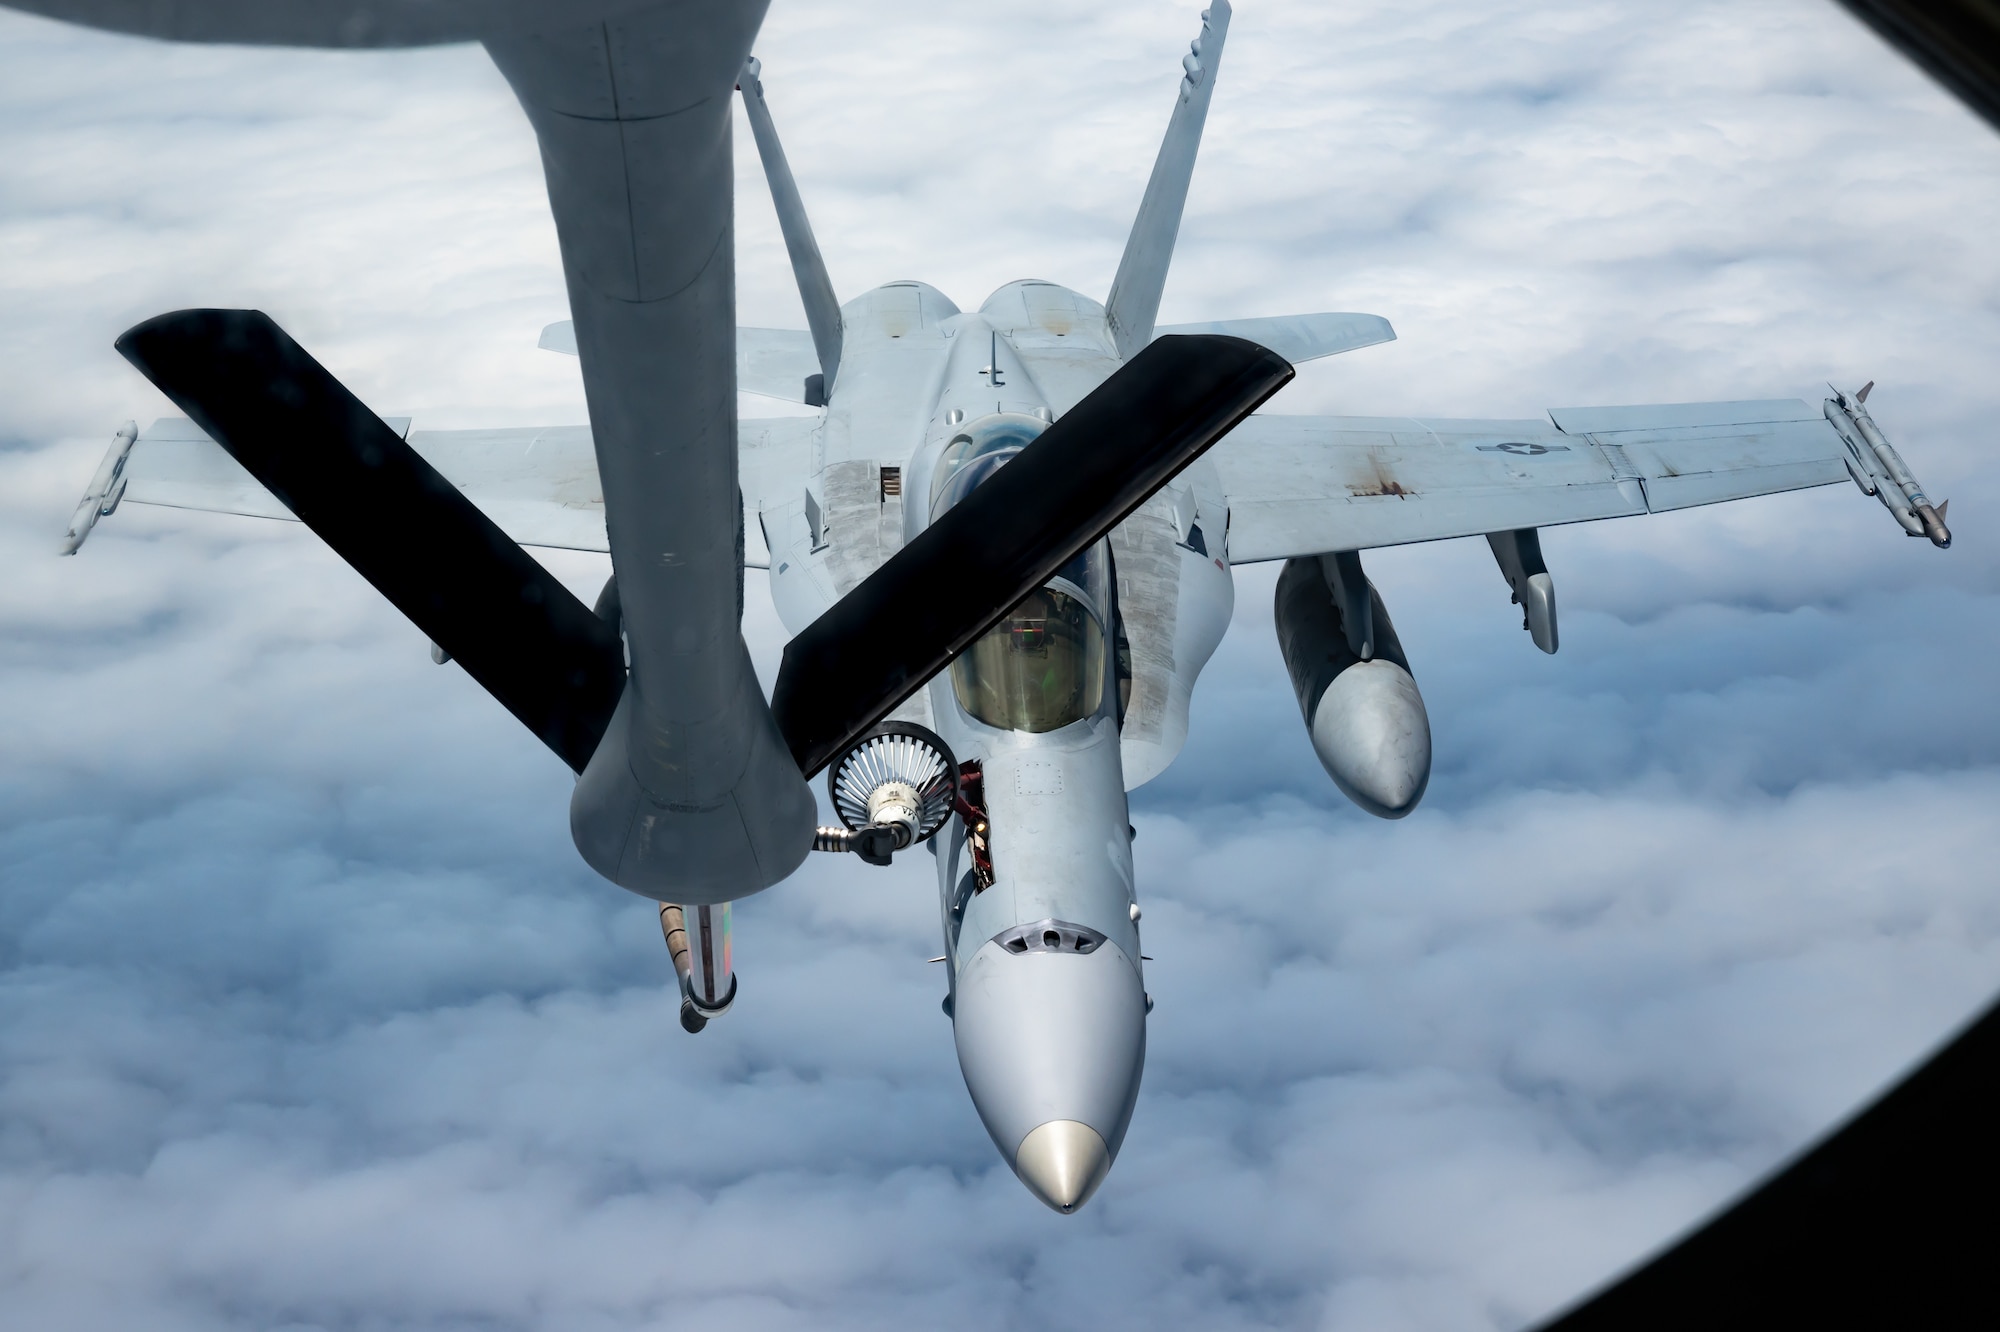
[1346,451,1415,499]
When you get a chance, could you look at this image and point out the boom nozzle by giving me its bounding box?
[660,902,735,1033]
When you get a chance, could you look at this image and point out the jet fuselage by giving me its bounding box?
[762,278,1237,1209]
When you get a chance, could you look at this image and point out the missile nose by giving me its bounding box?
[1309,658,1431,818]
[1015,1120,1111,1213]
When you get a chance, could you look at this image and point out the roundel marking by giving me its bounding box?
[1477,440,1571,457]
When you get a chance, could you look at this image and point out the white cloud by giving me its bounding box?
[2,1,1998,1328]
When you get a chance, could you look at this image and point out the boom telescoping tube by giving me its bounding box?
[659,902,735,1033]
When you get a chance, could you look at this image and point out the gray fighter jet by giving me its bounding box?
[41,0,1950,1213]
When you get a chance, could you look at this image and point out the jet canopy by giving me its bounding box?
[930,413,1113,735]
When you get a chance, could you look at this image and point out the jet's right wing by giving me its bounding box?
[1212,398,1921,563]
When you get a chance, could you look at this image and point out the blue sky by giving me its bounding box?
[2,2,1998,1328]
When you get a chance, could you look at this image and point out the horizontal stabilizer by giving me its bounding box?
[540,320,821,403]
[1155,312,1395,365]
[771,333,1292,778]
[116,309,626,772]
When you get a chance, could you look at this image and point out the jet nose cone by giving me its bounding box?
[1310,659,1432,818]
[1015,1120,1111,1213]
[953,938,1147,1211]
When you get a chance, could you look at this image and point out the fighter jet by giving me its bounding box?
[42,0,1950,1214]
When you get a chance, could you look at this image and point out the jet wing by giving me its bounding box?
[115,414,820,559]
[1213,399,1851,563]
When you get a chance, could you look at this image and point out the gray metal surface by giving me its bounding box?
[0,0,673,46]
[1486,528,1558,654]
[1274,558,1431,819]
[952,940,1146,1206]
[543,320,822,403]
[1211,404,1863,564]
[487,7,814,904]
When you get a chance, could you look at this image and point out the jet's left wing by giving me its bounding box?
[1213,397,1939,563]
[84,414,819,559]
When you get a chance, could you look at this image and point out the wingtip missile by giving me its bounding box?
[59,419,138,555]
[1824,387,1951,549]
[1916,502,1952,548]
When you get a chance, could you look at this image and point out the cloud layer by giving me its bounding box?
[2,1,1998,1328]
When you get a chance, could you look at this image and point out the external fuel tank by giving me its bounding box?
[1273,554,1432,818]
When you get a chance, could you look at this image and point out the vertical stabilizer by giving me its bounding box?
[1104,1,1231,362]
[739,57,843,401]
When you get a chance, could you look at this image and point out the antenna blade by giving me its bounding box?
[739,57,844,395]
[771,333,1291,777]
[1104,1,1232,362]
[115,309,627,772]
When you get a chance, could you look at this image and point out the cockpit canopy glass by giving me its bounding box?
[952,563,1109,734]
[929,413,1048,520]
[925,412,1113,734]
